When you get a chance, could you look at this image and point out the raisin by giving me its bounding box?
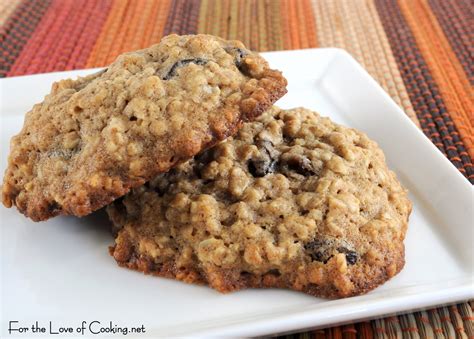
[267,269,281,277]
[305,238,358,265]
[248,140,279,177]
[193,149,215,179]
[194,148,214,166]
[47,201,60,213]
[304,239,334,263]
[248,159,276,177]
[152,172,174,196]
[225,47,249,73]
[163,58,208,80]
[337,247,358,265]
[280,154,315,176]
[153,182,169,197]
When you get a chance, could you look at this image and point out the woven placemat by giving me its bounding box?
[0,0,472,337]
[276,301,474,338]
[0,0,472,183]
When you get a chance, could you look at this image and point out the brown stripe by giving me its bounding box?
[249,0,258,50]
[163,0,184,36]
[264,0,274,50]
[257,0,267,51]
[268,0,284,50]
[280,0,292,50]
[375,0,473,182]
[162,0,177,36]
[184,0,201,34]
[179,0,192,35]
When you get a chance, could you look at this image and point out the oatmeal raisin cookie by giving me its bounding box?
[108,107,411,298]
[2,34,286,221]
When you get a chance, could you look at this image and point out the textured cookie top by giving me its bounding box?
[2,34,287,221]
[108,107,412,298]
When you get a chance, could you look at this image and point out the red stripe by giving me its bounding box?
[66,0,112,70]
[0,0,52,77]
[43,0,93,73]
[8,0,74,76]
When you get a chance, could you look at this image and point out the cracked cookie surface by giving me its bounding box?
[2,34,287,221]
[108,107,412,298]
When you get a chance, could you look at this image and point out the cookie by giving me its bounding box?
[2,34,287,221]
[107,107,412,298]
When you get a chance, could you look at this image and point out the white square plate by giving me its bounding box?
[1,49,473,337]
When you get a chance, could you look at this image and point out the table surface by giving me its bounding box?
[0,0,472,337]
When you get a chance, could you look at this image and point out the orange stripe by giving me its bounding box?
[85,0,128,67]
[287,0,300,49]
[118,0,145,52]
[331,326,343,339]
[398,0,474,160]
[128,0,155,50]
[142,0,162,47]
[295,0,308,49]
[304,0,318,47]
[104,0,137,63]
[149,0,172,44]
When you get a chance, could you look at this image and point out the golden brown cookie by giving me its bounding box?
[107,107,412,298]
[2,34,287,221]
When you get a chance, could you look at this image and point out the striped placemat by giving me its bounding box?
[0,0,472,337]
[0,0,472,184]
[277,301,474,338]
